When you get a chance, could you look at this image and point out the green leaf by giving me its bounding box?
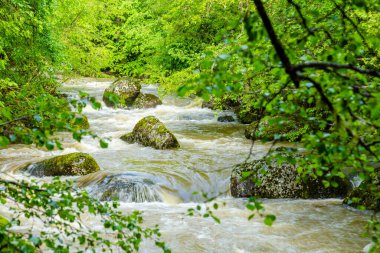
[264,215,276,226]
[99,139,109,148]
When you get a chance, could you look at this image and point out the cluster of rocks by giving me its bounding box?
[19,152,163,203]
[17,114,180,203]
[102,78,162,109]
[12,79,378,212]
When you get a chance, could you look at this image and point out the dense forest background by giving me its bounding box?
[0,0,379,252]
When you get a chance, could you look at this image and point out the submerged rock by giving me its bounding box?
[103,78,141,108]
[77,172,162,202]
[132,93,162,109]
[230,157,350,199]
[217,115,235,123]
[23,152,100,177]
[121,116,180,149]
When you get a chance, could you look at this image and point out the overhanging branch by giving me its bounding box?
[252,0,300,87]
[293,62,380,77]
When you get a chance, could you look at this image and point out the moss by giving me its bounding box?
[120,116,180,149]
[120,132,134,143]
[23,152,100,177]
[132,93,162,109]
[231,156,350,199]
[70,114,90,129]
[0,215,9,227]
[102,78,141,108]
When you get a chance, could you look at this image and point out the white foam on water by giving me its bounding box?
[0,79,373,252]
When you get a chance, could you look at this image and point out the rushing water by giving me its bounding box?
[0,79,373,252]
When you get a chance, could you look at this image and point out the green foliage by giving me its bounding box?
[0,0,111,150]
[156,0,379,247]
[0,178,169,252]
[51,0,117,77]
[1,0,380,250]
[366,217,380,253]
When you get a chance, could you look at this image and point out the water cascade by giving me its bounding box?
[0,79,372,252]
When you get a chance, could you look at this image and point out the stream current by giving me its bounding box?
[0,79,372,252]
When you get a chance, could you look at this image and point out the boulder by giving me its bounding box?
[77,173,162,202]
[230,157,350,199]
[23,152,100,177]
[103,78,141,108]
[217,115,235,123]
[70,114,90,129]
[132,93,162,109]
[120,116,180,149]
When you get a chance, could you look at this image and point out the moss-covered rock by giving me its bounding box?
[102,78,141,108]
[70,114,90,129]
[0,215,9,227]
[120,116,180,149]
[132,93,162,109]
[23,152,100,177]
[344,169,380,211]
[231,157,350,199]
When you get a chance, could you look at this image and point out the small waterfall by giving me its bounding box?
[77,172,163,202]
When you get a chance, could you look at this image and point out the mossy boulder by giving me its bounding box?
[0,215,9,227]
[102,78,141,108]
[132,93,162,109]
[70,114,90,129]
[23,152,100,177]
[245,117,302,141]
[231,157,350,199]
[120,116,180,149]
[344,169,380,211]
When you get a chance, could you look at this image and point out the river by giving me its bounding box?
[0,79,372,252]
